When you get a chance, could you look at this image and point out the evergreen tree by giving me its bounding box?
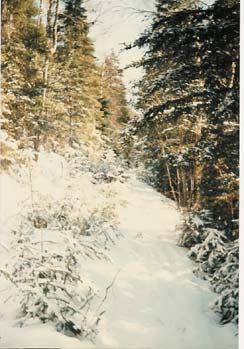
[51,0,103,148]
[125,0,239,233]
[1,0,48,155]
[100,52,130,126]
[99,52,131,150]
[1,0,108,155]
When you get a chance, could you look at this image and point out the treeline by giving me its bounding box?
[1,0,130,167]
[122,0,239,324]
[123,0,239,238]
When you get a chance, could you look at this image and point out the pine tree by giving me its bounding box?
[125,0,239,231]
[1,0,106,155]
[99,52,131,151]
[1,0,48,155]
[100,53,130,126]
[50,0,103,148]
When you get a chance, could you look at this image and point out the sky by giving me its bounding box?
[87,0,156,98]
[39,0,154,99]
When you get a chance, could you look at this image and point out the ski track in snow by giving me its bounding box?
[0,175,238,349]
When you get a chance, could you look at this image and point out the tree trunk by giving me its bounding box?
[52,0,60,52]
[181,168,188,208]
[176,167,181,207]
[69,115,72,146]
[190,172,195,207]
[162,144,178,205]
[34,0,60,157]
[38,0,43,25]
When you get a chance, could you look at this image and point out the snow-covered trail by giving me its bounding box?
[86,177,238,349]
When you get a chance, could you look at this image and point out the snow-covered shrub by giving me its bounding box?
[178,209,212,248]
[11,247,98,337]
[21,192,119,256]
[189,229,228,275]
[211,240,238,293]
[63,147,93,177]
[1,183,119,337]
[91,150,129,184]
[64,146,129,184]
[211,240,239,324]
[179,214,239,325]
[0,147,125,339]
[2,204,100,337]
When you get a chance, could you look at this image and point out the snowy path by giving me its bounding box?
[0,176,238,348]
[86,177,238,349]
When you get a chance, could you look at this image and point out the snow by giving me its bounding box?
[0,153,238,348]
[83,177,238,349]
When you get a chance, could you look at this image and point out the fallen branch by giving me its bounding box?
[96,270,121,314]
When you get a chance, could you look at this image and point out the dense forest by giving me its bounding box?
[0,0,240,346]
[1,0,129,161]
